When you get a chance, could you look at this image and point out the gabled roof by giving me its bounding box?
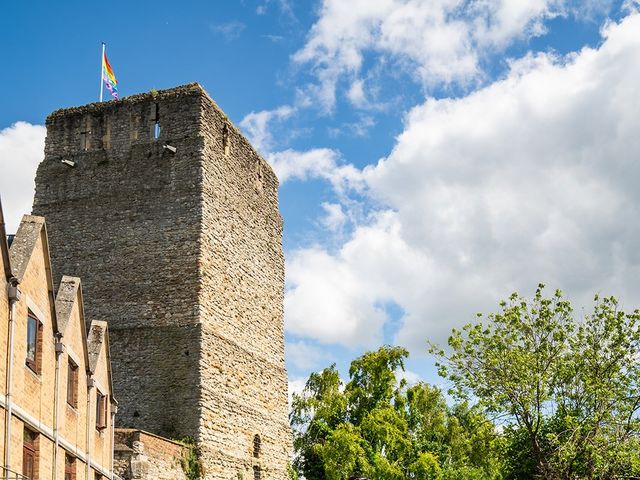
[87,320,116,404]
[0,197,13,282]
[9,215,58,333]
[55,276,90,368]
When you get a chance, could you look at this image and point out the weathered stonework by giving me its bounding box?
[114,429,188,480]
[33,84,293,479]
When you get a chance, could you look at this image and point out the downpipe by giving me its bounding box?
[86,376,94,480]
[52,336,64,480]
[4,279,20,480]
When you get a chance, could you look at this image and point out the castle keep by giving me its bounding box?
[32,84,292,479]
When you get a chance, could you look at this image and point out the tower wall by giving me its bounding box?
[196,96,292,477]
[32,84,292,479]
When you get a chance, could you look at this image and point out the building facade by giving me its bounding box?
[32,84,292,479]
[0,207,117,480]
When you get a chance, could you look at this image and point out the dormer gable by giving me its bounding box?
[55,276,90,369]
[87,320,116,404]
[9,214,58,333]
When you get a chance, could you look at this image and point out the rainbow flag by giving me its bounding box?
[102,50,118,99]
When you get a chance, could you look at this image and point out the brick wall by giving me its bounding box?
[114,429,188,480]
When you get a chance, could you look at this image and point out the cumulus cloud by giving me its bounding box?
[0,122,46,233]
[320,202,348,232]
[267,148,362,191]
[292,0,580,111]
[347,79,367,108]
[240,105,295,153]
[285,13,640,351]
[286,340,330,370]
[286,211,430,346]
[239,106,366,188]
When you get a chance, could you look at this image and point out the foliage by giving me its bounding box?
[292,286,640,479]
[408,452,442,479]
[431,284,640,479]
[179,437,204,480]
[287,463,299,480]
[290,346,501,480]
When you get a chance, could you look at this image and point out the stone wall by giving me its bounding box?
[33,86,205,439]
[114,429,188,480]
[33,84,293,479]
[197,93,292,479]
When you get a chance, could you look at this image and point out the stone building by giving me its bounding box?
[32,84,292,479]
[0,203,117,480]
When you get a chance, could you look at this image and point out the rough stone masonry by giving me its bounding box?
[32,83,293,479]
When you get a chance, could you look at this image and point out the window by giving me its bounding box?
[222,123,230,155]
[80,118,91,151]
[26,311,41,373]
[150,103,161,140]
[23,427,37,480]
[67,359,78,408]
[96,391,107,430]
[64,454,76,480]
[253,466,261,480]
[80,130,90,151]
[253,434,261,458]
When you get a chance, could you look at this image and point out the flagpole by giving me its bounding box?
[99,42,105,102]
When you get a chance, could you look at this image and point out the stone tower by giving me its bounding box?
[33,84,292,479]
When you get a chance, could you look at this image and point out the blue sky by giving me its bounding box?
[2,0,640,395]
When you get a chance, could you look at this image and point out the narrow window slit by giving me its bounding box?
[150,103,161,140]
[253,434,261,458]
[222,123,230,155]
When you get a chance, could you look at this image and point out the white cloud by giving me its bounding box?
[267,148,362,192]
[210,21,246,41]
[0,122,46,233]
[398,368,422,386]
[320,202,347,232]
[239,105,295,153]
[292,0,600,111]
[328,115,376,138]
[239,106,366,188]
[285,13,640,352]
[286,211,430,347]
[257,0,295,19]
[288,377,307,409]
[624,0,640,12]
[263,34,285,43]
[347,78,367,107]
[286,340,329,370]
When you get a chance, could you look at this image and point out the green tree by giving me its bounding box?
[432,284,640,479]
[290,365,347,479]
[316,423,369,480]
[291,346,501,479]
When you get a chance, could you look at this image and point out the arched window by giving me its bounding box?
[253,434,261,458]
